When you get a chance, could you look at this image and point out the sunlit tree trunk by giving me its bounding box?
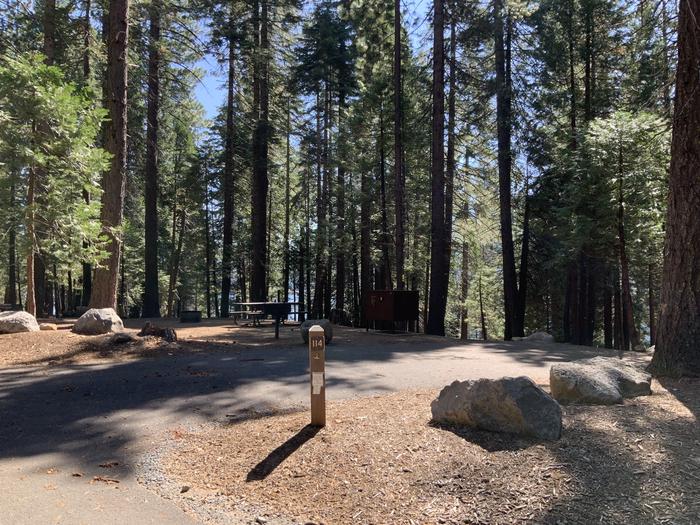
[90,0,128,309]
[650,0,700,376]
[220,26,235,317]
[250,0,269,302]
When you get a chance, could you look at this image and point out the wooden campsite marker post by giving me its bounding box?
[308,325,326,427]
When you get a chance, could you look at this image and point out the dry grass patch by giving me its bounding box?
[162,379,699,524]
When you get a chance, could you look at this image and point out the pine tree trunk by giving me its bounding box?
[323,88,332,317]
[250,0,269,302]
[460,240,469,340]
[204,175,212,318]
[312,95,325,318]
[617,149,641,351]
[479,272,487,340]
[650,0,700,376]
[166,210,185,317]
[613,269,623,350]
[32,0,56,316]
[495,0,517,340]
[360,167,371,327]
[90,0,128,309]
[444,13,456,296]
[427,0,447,336]
[142,0,161,318]
[423,256,430,333]
[5,182,18,305]
[283,99,291,306]
[212,252,219,317]
[299,237,306,321]
[43,0,56,63]
[515,191,530,336]
[220,28,235,317]
[81,0,93,306]
[379,107,393,290]
[83,0,91,77]
[266,184,272,299]
[26,166,37,316]
[648,263,656,346]
[335,93,346,312]
[393,0,405,290]
[603,271,613,348]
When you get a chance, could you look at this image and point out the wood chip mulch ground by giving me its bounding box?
[162,380,700,525]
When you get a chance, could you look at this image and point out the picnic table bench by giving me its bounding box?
[231,302,300,338]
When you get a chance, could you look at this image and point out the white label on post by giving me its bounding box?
[312,372,324,394]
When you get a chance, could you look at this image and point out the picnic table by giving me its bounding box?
[231,302,302,338]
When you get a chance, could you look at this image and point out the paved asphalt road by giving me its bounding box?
[0,325,628,524]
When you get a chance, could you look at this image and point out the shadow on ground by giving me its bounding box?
[0,323,637,480]
[246,424,321,481]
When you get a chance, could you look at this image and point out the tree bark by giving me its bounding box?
[283,98,291,306]
[378,107,393,290]
[603,270,613,348]
[444,12,456,299]
[81,0,93,307]
[650,0,700,376]
[427,0,447,336]
[220,27,235,317]
[515,191,530,336]
[648,263,656,346]
[142,0,161,318]
[204,166,212,318]
[90,0,128,309]
[495,0,517,340]
[5,182,18,305]
[250,0,269,302]
[335,92,347,312]
[393,0,405,290]
[166,210,185,317]
[617,147,641,351]
[26,167,37,316]
[43,0,56,64]
[459,239,469,340]
[360,167,371,327]
[479,272,487,340]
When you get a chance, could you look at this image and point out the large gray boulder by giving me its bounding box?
[550,356,651,405]
[431,376,562,440]
[0,311,40,334]
[300,319,333,344]
[72,308,124,335]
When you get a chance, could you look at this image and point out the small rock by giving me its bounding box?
[300,319,333,344]
[180,485,190,494]
[0,311,40,334]
[109,332,137,345]
[72,308,124,335]
[39,323,58,331]
[550,356,652,405]
[255,517,267,524]
[431,376,562,440]
[138,322,177,342]
[522,331,555,342]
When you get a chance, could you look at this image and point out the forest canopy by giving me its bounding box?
[0,0,683,352]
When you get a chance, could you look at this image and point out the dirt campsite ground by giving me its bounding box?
[0,318,697,524]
